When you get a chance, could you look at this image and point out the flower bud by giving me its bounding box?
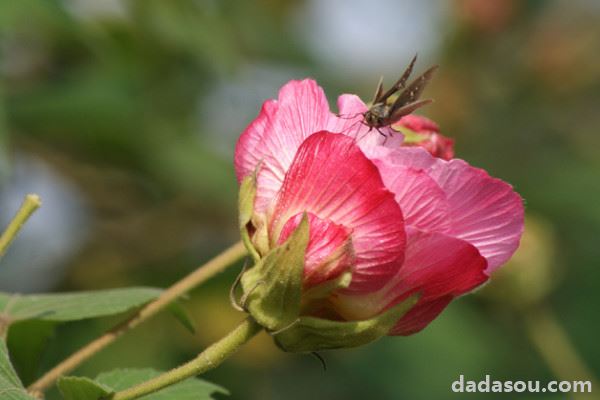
[393,115,455,160]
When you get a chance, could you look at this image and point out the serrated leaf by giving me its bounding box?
[0,340,36,400]
[0,287,161,323]
[58,368,228,400]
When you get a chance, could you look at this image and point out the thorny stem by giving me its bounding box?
[0,194,41,259]
[27,241,247,395]
[111,317,262,400]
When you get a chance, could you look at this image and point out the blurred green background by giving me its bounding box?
[1,0,599,399]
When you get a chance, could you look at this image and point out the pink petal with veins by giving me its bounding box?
[279,212,354,288]
[270,132,406,292]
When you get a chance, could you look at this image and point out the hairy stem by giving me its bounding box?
[28,241,247,394]
[112,317,262,400]
[0,194,41,259]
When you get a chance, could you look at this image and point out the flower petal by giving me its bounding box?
[395,114,440,133]
[389,228,488,335]
[389,228,488,301]
[234,99,279,182]
[371,146,437,170]
[333,228,487,328]
[337,94,368,118]
[279,212,354,288]
[363,140,431,166]
[373,162,451,232]
[370,147,524,272]
[388,295,453,335]
[270,132,406,292]
[326,94,368,138]
[234,79,335,211]
[427,159,525,273]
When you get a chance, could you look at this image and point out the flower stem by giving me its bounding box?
[27,241,247,394]
[522,306,598,399]
[0,194,41,259]
[112,317,262,400]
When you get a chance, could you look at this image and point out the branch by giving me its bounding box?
[28,241,247,394]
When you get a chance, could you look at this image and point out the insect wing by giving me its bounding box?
[371,76,385,104]
[377,54,418,103]
[388,99,433,123]
[390,64,438,115]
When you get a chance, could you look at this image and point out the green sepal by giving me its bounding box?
[273,293,420,353]
[391,125,427,144]
[302,272,352,304]
[238,171,260,262]
[240,213,310,331]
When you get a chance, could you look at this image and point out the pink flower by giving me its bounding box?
[234,79,524,336]
[393,114,456,160]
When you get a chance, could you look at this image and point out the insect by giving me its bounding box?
[362,55,438,136]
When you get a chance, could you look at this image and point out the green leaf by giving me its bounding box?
[0,287,161,323]
[58,368,228,400]
[168,302,196,334]
[6,320,56,386]
[0,340,23,389]
[0,288,161,393]
[0,288,160,390]
[97,368,228,399]
[0,340,36,400]
[57,376,112,400]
